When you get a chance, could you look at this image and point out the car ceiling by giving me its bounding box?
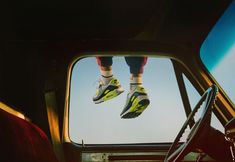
[2,0,232,46]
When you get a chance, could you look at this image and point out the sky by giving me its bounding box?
[69,57,186,144]
[200,0,235,71]
[212,44,235,102]
[68,57,224,144]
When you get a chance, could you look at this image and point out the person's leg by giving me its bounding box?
[93,57,124,104]
[120,56,150,119]
[96,57,113,84]
[125,56,147,91]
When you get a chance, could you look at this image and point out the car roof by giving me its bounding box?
[2,0,232,49]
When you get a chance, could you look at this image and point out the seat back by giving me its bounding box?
[0,108,59,162]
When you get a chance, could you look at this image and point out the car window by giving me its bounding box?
[69,57,187,144]
[200,1,235,105]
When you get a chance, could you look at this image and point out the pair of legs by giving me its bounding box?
[93,56,150,119]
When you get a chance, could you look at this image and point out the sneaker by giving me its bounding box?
[120,86,150,119]
[93,78,124,104]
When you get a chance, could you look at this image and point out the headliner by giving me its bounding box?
[2,0,232,47]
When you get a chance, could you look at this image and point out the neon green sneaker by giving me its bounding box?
[93,78,124,104]
[120,86,150,119]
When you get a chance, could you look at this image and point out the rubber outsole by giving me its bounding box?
[121,99,150,119]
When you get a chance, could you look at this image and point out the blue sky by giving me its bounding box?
[212,44,235,102]
[69,57,223,144]
[200,0,235,71]
[69,57,186,144]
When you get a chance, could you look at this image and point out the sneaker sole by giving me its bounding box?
[94,88,124,104]
[121,99,150,119]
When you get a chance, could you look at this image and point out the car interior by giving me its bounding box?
[1,0,235,162]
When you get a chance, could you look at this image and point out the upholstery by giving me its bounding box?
[0,108,58,162]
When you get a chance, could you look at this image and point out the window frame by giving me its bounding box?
[63,53,207,146]
[59,40,230,161]
[61,54,225,162]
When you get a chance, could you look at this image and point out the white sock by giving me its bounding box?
[130,76,142,91]
[100,70,113,85]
